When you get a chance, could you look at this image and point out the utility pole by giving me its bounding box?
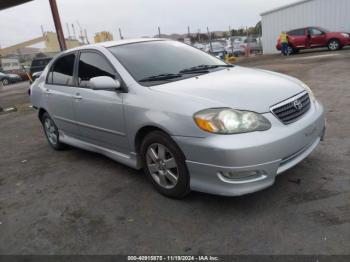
[77,21,85,44]
[207,26,213,52]
[246,26,250,57]
[118,28,123,40]
[66,23,71,39]
[40,25,45,36]
[48,0,66,51]
[72,24,77,40]
[84,29,90,44]
[158,26,161,38]
[229,26,234,56]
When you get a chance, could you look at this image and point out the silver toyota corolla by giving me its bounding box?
[30,39,326,198]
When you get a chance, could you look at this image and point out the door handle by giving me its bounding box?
[73,93,83,100]
[44,88,51,95]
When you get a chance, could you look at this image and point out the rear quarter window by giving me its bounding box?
[288,29,305,36]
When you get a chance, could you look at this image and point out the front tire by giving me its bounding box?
[2,78,9,85]
[328,39,340,51]
[41,112,67,150]
[141,131,190,198]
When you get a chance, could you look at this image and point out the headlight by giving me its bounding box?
[341,33,349,38]
[194,108,271,134]
[300,82,316,101]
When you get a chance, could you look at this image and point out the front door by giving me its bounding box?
[73,51,129,153]
[308,28,327,47]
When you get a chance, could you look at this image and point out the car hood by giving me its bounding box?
[150,66,305,113]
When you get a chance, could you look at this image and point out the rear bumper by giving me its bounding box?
[173,100,325,196]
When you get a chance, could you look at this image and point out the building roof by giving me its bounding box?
[261,0,314,16]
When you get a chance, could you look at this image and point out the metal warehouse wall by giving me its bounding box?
[261,0,350,54]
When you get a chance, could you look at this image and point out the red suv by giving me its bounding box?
[276,27,350,54]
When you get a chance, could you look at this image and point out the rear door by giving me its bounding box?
[288,28,307,48]
[308,28,327,47]
[45,53,79,137]
[73,50,129,153]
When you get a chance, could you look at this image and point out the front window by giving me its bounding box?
[108,40,228,86]
[309,28,323,36]
[78,52,116,87]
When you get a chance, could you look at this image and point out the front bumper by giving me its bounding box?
[173,100,326,196]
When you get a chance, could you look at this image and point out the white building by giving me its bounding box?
[261,0,350,54]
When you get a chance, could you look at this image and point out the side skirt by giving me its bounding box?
[59,131,141,170]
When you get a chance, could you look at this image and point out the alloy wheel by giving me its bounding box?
[44,118,58,145]
[146,143,179,189]
[329,41,339,50]
[2,79,9,85]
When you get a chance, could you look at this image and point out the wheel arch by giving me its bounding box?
[38,108,48,122]
[134,125,170,155]
[328,38,341,48]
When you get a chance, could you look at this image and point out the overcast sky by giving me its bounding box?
[0,0,297,48]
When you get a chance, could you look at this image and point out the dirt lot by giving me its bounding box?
[0,49,349,255]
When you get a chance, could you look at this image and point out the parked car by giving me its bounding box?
[277,26,350,54]
[29,57,52,78]
[0,72,10,85]
[30,39,325,198]
[227,37,262,56]
[225,40,246,56]
[6,73,22,83]
[0,72,23,85]
[193,43,205,51]
[204,42,226,59]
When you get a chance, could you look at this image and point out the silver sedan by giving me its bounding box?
[30,39,326,198]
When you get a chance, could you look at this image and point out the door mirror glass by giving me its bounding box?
[89,76,121,90]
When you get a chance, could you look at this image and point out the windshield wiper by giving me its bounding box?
[179,64,233,74]
[139,73,183,82]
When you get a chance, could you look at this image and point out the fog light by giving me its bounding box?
[218,170,264,180]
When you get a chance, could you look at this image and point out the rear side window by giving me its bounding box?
[288,29,305,36]
[78,52,115,87]
[48,54,76,86]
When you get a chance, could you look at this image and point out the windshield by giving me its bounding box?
[108,40,227,86]
[317,27,330,33]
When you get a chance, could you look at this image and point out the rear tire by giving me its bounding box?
[141,131,190,198]
[287,45,294,55]
[328,39,340,51]
[41,112,67,150]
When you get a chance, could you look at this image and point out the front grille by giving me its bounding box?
[271,92,311,124]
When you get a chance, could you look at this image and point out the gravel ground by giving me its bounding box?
[0,49,349,255]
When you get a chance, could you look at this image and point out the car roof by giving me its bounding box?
[65,38,167,53]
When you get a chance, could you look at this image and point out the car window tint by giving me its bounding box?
[108,41,226,84]
[78,52,115,87]
[289,29,305,36]
[309,28,323,35]
[52,54,76,86]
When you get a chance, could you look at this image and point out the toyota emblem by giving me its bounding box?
[293,99,303,110]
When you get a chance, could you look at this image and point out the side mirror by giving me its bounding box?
[89,76,121,91]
